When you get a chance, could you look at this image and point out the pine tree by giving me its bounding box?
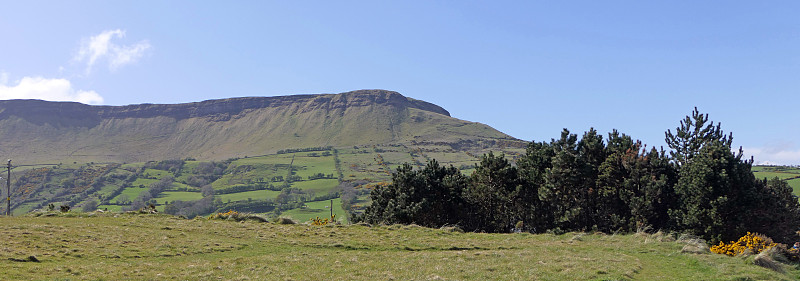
[669,141,753,242]
[595,131,637,231]
[361,160,468,227]
[577,128,605,228]
[596,131,676,232]
[539,129,585,231]
[516,141,555,232]
[464,152,521,232]
[665,107,730,167]
[748,178,800,243]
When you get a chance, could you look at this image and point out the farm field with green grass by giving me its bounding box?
[752,166,800,195]
[218,190,281,202]
[1,213,797,280]
[788,178,800,195]
[156,191,204,204]
[6,145,800,224]
[292,179,340,194]
[281,198,347,223]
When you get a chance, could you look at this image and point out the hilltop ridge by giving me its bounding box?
[0,90,450,125]
[0,89,520,163]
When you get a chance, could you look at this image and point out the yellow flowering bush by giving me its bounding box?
[710,232,776,256]
[209,210,240,220]
[311,214,336,225]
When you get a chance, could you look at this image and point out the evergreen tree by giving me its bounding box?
[516,141,555,232]
[665,107,730,167]
[747,178,800,243]
[539,129,585,231]
[669,140,752,242]
[596,131,676,232]
[595,131,637,231]
[577,128,605,228]
[361,160,468,227]
[463,152,521,232]
[630,147,676,230]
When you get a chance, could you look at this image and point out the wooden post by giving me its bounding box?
[6,160,10,216]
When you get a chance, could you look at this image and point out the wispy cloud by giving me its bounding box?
[0,75,103,104]
[73,29,151,74]
[743,144,800,166]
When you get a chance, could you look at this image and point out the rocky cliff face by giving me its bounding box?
[0,89,515,163]
[0,89,450,125]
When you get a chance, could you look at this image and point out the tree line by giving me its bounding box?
[357,108,800,243]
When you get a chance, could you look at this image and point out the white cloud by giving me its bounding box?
[0,76,104,105]
[73,29,151,74]
[110,41,151,70]
[742,146,800,166]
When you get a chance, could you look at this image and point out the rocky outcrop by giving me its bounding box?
[0,89,449,126]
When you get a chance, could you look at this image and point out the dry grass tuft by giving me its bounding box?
[404,224,423,229]
[754,247,786,273]
[681,243,708,254]
[276,217,297,224]
[569,233,585,242]
[634,224,653,238]
[439,225,464,233]
[677,235,708,254]
[243,214,269,223]
[643,230,675,244]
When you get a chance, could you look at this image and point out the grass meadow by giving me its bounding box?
[156,191,204,204]
[1,214,797,280]
[281,198,347,223]
[752,166,800,195]
[218,190,281,202]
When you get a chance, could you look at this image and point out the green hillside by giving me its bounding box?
[0,90,522,164]
[0,89,528,221]
[753,166,800,195]
[2,143,523,221]
[1,214,797,280]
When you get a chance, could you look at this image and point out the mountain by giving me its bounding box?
[0,89,522,164]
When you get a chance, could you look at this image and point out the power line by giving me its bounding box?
[4,160,59,216]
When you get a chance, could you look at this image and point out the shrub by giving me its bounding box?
[310,214,336,226]
[208,210,267,222]
[710,232,776,256]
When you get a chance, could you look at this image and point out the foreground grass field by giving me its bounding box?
[2,214,798,280]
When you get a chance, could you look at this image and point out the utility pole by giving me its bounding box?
[6,159,10,216]
[1,160,57,216]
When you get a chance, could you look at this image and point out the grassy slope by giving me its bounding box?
[753,166,800,195]
[218,190,281,202]
[282,198,347,223]
[4,142,506,220]
[1,214,797,280]
[0,92,520,164]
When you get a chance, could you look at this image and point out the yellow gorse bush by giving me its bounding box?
[710,232,776,256]
[209,210,239,220]
[311,214,336,226]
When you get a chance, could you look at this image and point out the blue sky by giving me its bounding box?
[1,1,798,164]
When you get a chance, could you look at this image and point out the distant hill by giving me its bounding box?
[0,89,522,164]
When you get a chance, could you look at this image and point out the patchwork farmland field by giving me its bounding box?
[4,143,513,221]
[752,166,800,195]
